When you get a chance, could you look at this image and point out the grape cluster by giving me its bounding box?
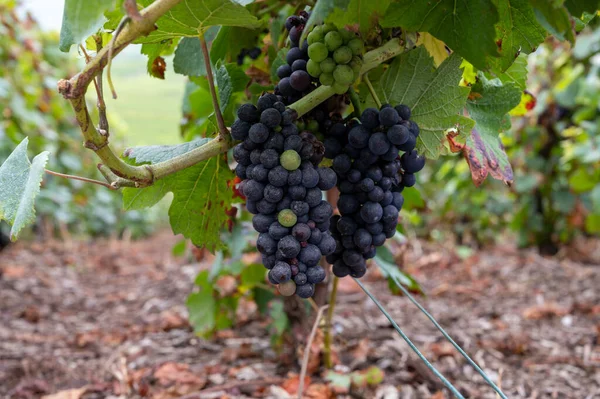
[323,105,425,278]
[306,24,364,94]
[232,94,338,298]
[275,12,314,105]
[236,47,262,65]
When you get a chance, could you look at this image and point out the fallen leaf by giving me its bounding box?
[281,373,311,395]
[159,309,189,331]
[523,303,569,320]
[154,362,206,388]
[42,387,87,399]
[305,383,334,399]
[350,338,370,365]
[429,341,455,359]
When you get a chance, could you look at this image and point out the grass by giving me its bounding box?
[87,47,187,147]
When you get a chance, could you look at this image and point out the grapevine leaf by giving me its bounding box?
[270,48,288,82]
[301,0,351,42]
[375,47,474,159]
[488,0,547,72]
[210,26,261,65]
[564,0,600,19]
[173,27,219,77]
[136,0,261,44]
[490,53,528,90]
[59,0,116,52]
[0,138,49,241]
[187,271,216,336]
[122,139,235,252]
[216,64,250,113]
[381,0,499,70]
[328,0,390,38]
[462,75,522,186]
[141,40,178,79]
[529,0,575,43]
[416,32,449,67]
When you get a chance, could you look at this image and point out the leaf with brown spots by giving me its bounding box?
[461,74,522,186]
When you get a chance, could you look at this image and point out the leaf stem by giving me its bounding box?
[363,73,381,108]
[199,34,229,140]
[106,16,130,99]
[323,275,338,369]
[45,169,117,190]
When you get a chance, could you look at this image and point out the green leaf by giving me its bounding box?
[463,74,521,185]
[216,64,250,113]
[328,0,390,38]
[253,287,275,314]
[381,0,499,70]
[375,245,422,294]
[375,47,474,158]
[59,0,116,52]
[268,300,289,336]
[173,27,219,77]
[210,26,261,64]
[122,139,236,252]
[585,214,600,233]
[488,0,547,72]
[0,138,49,241]
[187,290,216,336]
[270,48,288,82]
[530,0,575,43]
[490,53,528,90]
[136,0,261,44]
[240,264,266,287]
[302,0,351,42]
[564,0,600,19]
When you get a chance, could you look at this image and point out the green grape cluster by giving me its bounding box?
[306,24,364,94]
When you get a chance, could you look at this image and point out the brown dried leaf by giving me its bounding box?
[151,56,166,79]
[523,303,569,320]
[154,362,206,388]
[281,374,311,395]
[42,387,87,399]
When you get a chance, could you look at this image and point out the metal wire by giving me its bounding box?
[389,274,509,399]
[354,278,465,399]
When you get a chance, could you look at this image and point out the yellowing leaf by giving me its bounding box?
[417,32,448,66]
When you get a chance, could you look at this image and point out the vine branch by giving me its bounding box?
[199,33,229,139]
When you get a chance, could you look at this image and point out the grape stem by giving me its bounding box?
[44,169,118,190]
[289,38,403,118]
[323,275,339,369]
[363,73,382,108]
[348,87,362,118]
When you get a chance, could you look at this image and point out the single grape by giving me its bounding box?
[387,124,411,146]
[237,103,260,122]
[242,180,265,201]
[290,70,311,91]
[260,149,280,169]
[280,149,301,171]
[320,57,336,73]
[360,201,383,223]
[317,167,337,190]
[378,107,399,127]
[268,166,289,187]
[308,42,328,63]
[401,150,426,174]
[248,123,270,144]
[231,119,251,141]
[306,266,326,284]
[402,173,416,187]
[306,59,322,77]
[347,38,364,55]
[278,209,298,227]
[278,280,297,296]
[296,283,315,298]
[269,222,290,240]
[368,132,391,156]
[324,31,343,51]
[278,235,301,258]
[395,104,412,120]
[319,72,334,86]
[333,46,353,65]
[260,108,282,128]
[307,30,323,45]
[270,261,292,283]
[286,47,306,65]
[277,64,292,79]
[360,108,380,130]
[332,82,349,95]
[264,184,284,203]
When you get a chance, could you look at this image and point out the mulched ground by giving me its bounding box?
[0,232,599,399]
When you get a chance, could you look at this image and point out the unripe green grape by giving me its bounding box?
[348,38,364,55]
[307,30,323,45]
[306,59,322,77]
[296,120,306,131]
[333,64,354,85]
[333,46,353,64]
[339,29,355,43]
[308,42,328,63]
[322,23,337,34]
[319,72,334,86]
[320,58,336,73]
[324,31,343,52]
[280,150,301,171]
[307,119,319,132]
[332,81,349,95]
[278,280,296,296]
[278,209,297,227]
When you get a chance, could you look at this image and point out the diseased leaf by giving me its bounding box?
[59,0,116,52]
[381,0,499,70]
[373,47,474,158]
[488,0,547,72]
[136,0,261,44]
[461,75,522,186]
[141,40,178,79]
[416,32,449,67]
[301,0,351,42]
[216,64,250,113]
[122,139,236,252]
[530,0,575,43]
[328,0,390,37]
[0,138,49,241]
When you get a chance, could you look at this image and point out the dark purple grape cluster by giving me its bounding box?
[323,104,425,278]
[275,12,315,105]
[232,94,338,298]
[237,47,262,65]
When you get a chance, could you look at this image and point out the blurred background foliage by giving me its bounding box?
[1,2,599,257]
[0,4,161,240]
